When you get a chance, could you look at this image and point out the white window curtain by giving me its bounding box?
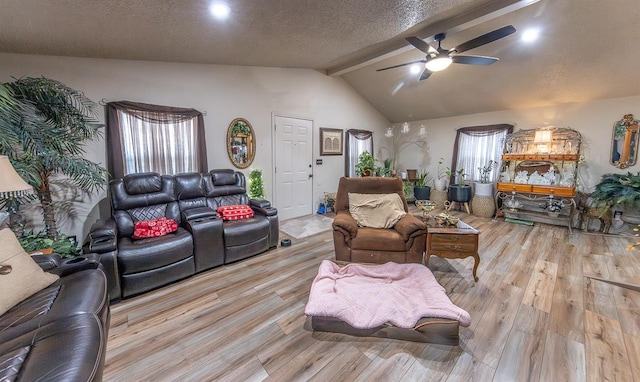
[345,129,373,177]
[118,109,199,176]
[451,124,513,183]
[107,101,207,179]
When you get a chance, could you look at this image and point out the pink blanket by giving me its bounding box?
[304,260,471,329]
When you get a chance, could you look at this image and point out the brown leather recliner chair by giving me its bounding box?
[332,176,426,264]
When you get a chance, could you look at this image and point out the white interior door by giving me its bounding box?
[273,115,313,221]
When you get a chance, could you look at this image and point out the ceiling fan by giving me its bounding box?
[377,25,516,81]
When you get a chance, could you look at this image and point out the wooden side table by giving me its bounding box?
[425,220,480,281]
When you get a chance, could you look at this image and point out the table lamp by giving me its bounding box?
[533,130,553,154]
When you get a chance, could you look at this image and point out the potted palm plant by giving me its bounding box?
[0,77,108,241]
[413,170,432,200]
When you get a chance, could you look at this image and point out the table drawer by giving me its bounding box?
[497,183,533,193]
[429,234,476,252]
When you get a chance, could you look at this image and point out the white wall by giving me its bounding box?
[0,53,389,240]
[389,95,640,192]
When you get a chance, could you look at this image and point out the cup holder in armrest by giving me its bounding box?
[51,255,100,276]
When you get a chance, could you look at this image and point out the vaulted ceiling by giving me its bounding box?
[1,0,639,122]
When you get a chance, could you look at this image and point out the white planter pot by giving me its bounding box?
[474,182,494,197]
[434,178,447,191]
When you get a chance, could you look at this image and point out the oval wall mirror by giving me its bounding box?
[227,118,256,169]
[611,114,639,169]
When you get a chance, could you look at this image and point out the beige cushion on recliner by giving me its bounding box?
[0,228,59,315]
[348,192,407,229]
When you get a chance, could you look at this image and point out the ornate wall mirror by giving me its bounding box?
[611,114,639,169]
[227,118,256,169]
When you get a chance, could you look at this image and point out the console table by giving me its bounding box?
[425,220,480,281]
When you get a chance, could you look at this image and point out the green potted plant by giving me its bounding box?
[475,160,499,197]
[591,171,640,223]
[414,170,432,200]
[18,230,79,258]
[402,180,413,200]
[248,169,264,199]
[381,158,393,177]
[355,150,376,177]
[447,168,472,203]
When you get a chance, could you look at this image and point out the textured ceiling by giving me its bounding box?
[1,0,639,122]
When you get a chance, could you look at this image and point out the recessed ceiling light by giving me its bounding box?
[521,28,539,42]
[210,3,230,19]
[410,64,422,74]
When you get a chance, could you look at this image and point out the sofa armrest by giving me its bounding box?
[332,211,358,238]
[32,253,101,277]
[83,219,117,253]
[250,199,277,216]
[182,206,217,222]
[184,215,224,272]
[31,254,63,271]
[394,214,427,241]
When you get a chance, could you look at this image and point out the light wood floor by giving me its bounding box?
[104,209,640,381]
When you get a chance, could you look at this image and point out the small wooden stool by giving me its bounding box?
[445,200,470,214]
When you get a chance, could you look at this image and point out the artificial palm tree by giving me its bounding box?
[1,77,108,238]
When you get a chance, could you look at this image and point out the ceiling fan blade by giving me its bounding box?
[452,55,499,65]
[419,69,432,81]
[406,36,437,54]
[452,25,516,54]
[376,60,426,72]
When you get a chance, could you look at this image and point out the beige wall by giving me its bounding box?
[390,95,640,192]
[0,53,390,240]
[4,52,638,241]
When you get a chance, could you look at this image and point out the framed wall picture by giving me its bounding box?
[320,128,343,155]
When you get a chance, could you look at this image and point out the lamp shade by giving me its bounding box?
[0,156,33,198]
[533,130,553,143]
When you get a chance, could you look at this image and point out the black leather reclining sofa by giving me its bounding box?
[84,169,279,301]
[0,254,109,381]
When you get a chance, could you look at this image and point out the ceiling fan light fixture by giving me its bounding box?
[209,2,230,19]
[424,56,452,72]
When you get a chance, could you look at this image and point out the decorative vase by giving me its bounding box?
[406,169,418,180]
[434,178,447,191]
[547,212,560,217]
[448,185,472,203]
[414,186,431,201]
[620,203,640,225]
[474,182,494,197]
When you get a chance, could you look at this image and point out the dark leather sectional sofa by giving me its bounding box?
[84,169,279,301]
[0,254,109,381]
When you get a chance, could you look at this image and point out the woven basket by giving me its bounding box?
[472,195,495,218]
[430,190,448,210]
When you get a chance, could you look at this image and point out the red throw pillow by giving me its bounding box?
[132,217,178,239]
[216,205,254,221]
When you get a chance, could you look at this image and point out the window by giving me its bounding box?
[345,129,373,177]
[451,124,513,183]
[107,101,207,179]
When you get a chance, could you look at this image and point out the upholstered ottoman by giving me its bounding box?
[305,260,470,345]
